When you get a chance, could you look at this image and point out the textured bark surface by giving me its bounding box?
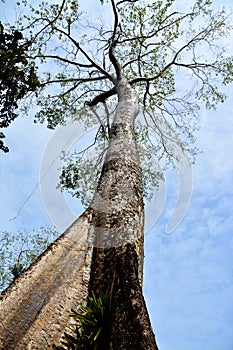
[0,213,93,350]
[88,79,159,349]
[0,79,159,349]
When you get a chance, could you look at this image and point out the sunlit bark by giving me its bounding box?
[88,78,158,349]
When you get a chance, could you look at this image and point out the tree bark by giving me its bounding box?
[87,78,159,349]
[0,214,93,349]
[0,79,159,349]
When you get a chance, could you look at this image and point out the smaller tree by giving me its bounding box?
[0,227,59,292]
[0,22,40,152]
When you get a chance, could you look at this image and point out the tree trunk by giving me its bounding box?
[0,213,93,349]
[87,78,158,349]
[0,79,159,349]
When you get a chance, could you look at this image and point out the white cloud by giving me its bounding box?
[144,84,233,349]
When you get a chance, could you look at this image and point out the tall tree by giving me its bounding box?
[0,0,232,349]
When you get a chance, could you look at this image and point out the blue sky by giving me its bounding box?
[1,1,233,350]
[144,95,233,350]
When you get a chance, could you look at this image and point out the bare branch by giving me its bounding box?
[111,0,119,39]
[109,43,122,80]
[116,0,139,6]
[41,76,107,87]
[103,102,111,136]
[89,106,108,140]
[33,54,93,68]
[52,26,115,82]
[143,81,150,106]
[88,87,117,106]
[70,125,107,157]
[109,0,122,80]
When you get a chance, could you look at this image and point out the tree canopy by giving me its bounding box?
[1,0,233,198]
[0,22,40,152]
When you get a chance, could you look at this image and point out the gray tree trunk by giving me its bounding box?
[0,79,159,349]
[88,79,158,349]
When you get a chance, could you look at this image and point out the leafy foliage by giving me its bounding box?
[0,22,40,152]
[59,147,105,207]
[0,227,59,292]
[59,120,165,204]
[56,288,108,350]
[1,0,233,198]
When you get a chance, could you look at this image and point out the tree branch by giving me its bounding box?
[89,106,109,140]
[53,26,115,82]
[111,0,119,39]
[109,0,122,80]
[87,87,117,106]
[116,0,139,6]
[129,24,218,88]
[31,0,67,42]
[41,76,107,87]
[103,102,111,137]
[33,54,93,68]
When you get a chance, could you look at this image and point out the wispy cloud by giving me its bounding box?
[144,89,233,350]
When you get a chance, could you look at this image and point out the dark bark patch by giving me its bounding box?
[88,244,159,350]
